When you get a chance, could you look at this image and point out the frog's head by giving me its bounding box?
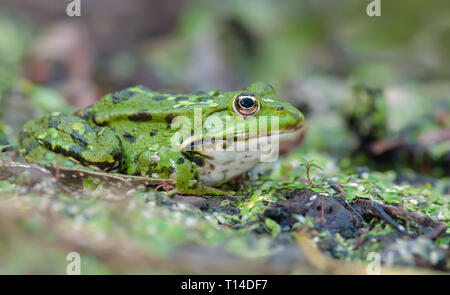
[215,81,304,138]
[180,82,304,152]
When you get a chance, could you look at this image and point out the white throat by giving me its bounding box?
[198,131,297,185]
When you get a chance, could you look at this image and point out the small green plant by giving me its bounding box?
[299,158,323,186]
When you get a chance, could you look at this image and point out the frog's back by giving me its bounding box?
[76,86,229,126]
[73,86,232,162]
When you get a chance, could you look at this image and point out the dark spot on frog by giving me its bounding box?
[199,96,214,102]
[162,165,175,175]
[182,151,205,167]
[150,129,158,137]
[122,132,136,143]
[76,108,92,120]
[48,115,62,128]
[82,122,94,134]
[152,95,166,101]
[112,90,134,103]
[71,130,88,147]
[190,156,205,167]
[175,96,189,102]
[177,157,185,164]
[277,107,285,111]
[165,113,176,128]
[125,90,135,96]
[129,109,152,121]
[25,139,40,154]
[68,144,86,155]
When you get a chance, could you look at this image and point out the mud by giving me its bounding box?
[263,189,362,239]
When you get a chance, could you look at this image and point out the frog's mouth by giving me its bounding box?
[179,127,302,153]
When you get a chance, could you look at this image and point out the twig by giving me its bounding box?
[354,199,447,239]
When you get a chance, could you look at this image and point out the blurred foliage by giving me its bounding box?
[0,9,33,101]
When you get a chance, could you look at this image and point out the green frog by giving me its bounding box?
[18,82,304,195]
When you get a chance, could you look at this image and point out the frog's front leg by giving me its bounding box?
[136,146,221,195]
[18,113,122,170]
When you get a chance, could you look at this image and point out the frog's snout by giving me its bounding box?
[293,108,305,129]
[284,105,305,131]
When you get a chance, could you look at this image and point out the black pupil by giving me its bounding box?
[240,96,255,108]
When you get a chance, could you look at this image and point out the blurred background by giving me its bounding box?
[0,0,449,175]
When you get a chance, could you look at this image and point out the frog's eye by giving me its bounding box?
[233,93,260,117]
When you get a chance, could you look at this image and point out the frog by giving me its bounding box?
[18,82,304,195]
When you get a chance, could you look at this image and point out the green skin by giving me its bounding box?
[19,82,304,195]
